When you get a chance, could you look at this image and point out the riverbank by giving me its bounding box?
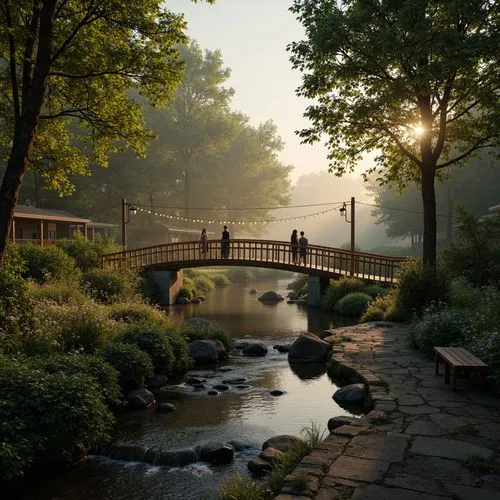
[276,322,500,499]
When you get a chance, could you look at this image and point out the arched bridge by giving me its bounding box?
[101,239,405,283]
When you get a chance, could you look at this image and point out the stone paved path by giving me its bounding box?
[276,323,500,500]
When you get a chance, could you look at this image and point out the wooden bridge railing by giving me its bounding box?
[101,239,407,283]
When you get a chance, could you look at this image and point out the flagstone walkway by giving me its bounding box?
[276,323,500,500]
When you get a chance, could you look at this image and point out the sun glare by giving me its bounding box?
[413,125,425,136]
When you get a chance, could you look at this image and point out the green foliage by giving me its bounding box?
[287,274,308,297]
[212,273,231,286]
[56,234,121,272]
[139,271,162,303]
[99,343,154,392]
[193,274,215,292]
[0,356,114,483]
[108,301,170,326]
[182,324,234,352]
[30,353,122,407]
[18,244,81,284]
[228,267,254,284]
[410,305,467,355]
[441,207,500,286]
[179,277,198,299]
[363,285,389,299]
[117,322,189,375]
[321,277,364,311]
[0,246,32,345]
[83,268,139,304]
[218,475,266,500]
[335,292,373,317]
[394,260,449,317]
[28,279,87,305]
[31,299,117,354]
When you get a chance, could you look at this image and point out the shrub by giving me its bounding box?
[83,268,139,304]
[117,323,178,375]
[193,274,215,292]
[0,246,33,348]
[0,356,113,483]
[31,353,122,407]
[182,324,234,352]
[56,233,121,272]
[28,279,87,305]
[363,284,389,299]
[99,343,153,391]
[179,277,198,299]
[410,305,467,355]
[31,298,117,354]
[394,259,449,317]
[139,271,162,303]
[321,277,364,311]
[287,274,308,294]
[218,475,265,500]
[108,301,170,326]
[18,244,81,283]
[212,273,231,286]
[335,292,373,317]
[228,267,254,284]
[440,206,500,286]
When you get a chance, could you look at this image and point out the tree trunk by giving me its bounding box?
[0,0,57,265]
[421,165,437,269]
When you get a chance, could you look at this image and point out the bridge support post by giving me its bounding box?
[151,269,183,305]
[307,276,330,307]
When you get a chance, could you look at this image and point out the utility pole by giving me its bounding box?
[350,196,356,277]
[121,198,127,249]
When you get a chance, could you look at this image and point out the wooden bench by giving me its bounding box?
[434,347,488,391]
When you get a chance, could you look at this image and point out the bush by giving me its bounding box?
[18,244,81,283]
[28,279,87,305]
[31,298,117,354]
[108,301,170,326]
[83,268,139,304]
[182,324,234,352]
[360,292,406,323]
[410,305,468,355]
[193,274,215,292]
[0,246,33,348]
[56,234,121,272]
[31,353,122,407]
[394,259,449,317]
[321,277,364,311]
[117,323,179,375]
[0,356,113,483]
[179,277,198,299]
[212,273,231,286]
[99,343,153,391]
[363,284,389,299]
[335,292,373,317]
[440,206,500,286]
[228,267,254,284]
[139,271,162,303]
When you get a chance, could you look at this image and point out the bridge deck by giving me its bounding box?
[102,239,405,284]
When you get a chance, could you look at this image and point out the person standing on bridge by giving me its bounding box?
[299,231,308,265]
[290,229,298,263]
[221,225,230,258]
[200,228,208,256]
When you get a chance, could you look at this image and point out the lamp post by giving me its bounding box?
[121,198,137,249]
[339,197,356,276]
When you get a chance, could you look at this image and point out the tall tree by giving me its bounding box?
[289,0,500,268]
[0,0,213,264]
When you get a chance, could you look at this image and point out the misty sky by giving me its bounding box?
[169,0,372,191]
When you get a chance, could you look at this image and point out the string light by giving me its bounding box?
[134,206,338,225]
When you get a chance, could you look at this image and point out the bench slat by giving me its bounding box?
[434,347,488,368]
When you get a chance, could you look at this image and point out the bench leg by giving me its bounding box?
[445,363,450,384]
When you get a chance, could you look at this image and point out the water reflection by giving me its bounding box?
[289,362,327,380]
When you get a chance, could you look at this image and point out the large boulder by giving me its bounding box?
[260,447,285,465]
[189,339,227,362]
[242,342,268,357]
[333,383,367,405]
[258,291,282,302]
[288,333,331,363]
[247,457,273,476]
[198,442,234,465]
[125,388,155,410]
[261,435,305,452]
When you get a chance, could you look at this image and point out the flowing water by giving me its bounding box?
[14,278,358,500]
